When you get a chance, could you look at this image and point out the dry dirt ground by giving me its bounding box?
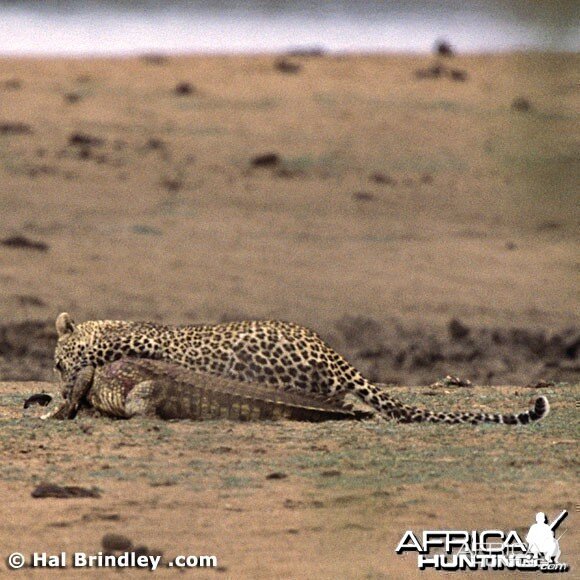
[1,381,578,578]
[0,51,578,577]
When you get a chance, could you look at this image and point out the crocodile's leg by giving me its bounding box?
[65,366,95,419]
[123,380,159,417]
[42,366,95,420]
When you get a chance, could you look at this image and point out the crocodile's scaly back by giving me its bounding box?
[88,359,373,421]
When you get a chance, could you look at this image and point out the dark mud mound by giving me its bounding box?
[0,319,56,380]
[326,316,579,386]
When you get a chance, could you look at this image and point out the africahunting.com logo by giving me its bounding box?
[396,510,569,572]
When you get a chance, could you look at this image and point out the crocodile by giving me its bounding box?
[46,358,373,422]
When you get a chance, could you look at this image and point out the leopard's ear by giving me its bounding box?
[56,312,75,338]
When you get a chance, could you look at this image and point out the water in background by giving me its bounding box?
[0,0,578,55]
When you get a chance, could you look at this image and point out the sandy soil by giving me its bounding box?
[1,380,578,577]
[0,51,578,577]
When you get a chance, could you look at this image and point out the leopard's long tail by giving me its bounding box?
[356,383,549,424]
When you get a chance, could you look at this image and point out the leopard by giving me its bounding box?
[53,312,549,425]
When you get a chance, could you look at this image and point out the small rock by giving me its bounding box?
[266,472,287,480]
[370,172,395,185]
[251,153,280,167]
[68,132,104,147]
[448,318,470,341]
[512,97,532,112]
[64,93,81,104]
[1,79,22,90]
[414,65,444,80]
[1,235,49,252]
[526,380,556,389]
[321,470,342,477]
[449,69,468,82]
[32,483,101,499]
[274,59,301,74]
[0,122,33,135]
[430,375,472,389]
[145,138,165,150]
[161,177,182,192]
[17,295,46,307]
[353,191,375,201]
[102,533,133,552]
[174,82,195,96]
[141,53,168,65]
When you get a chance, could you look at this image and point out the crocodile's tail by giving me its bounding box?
[352,382,549,425]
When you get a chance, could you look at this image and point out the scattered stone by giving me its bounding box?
[212,446,233,454]
[370,172,395,185]
[251,153,280,167]
[274,59,301,74]
[266,472,287,480]
[17,295,46,307]
[526,380,556,389]
[81,512,120,522]
[430,375,472,388]
[353,191,375,201]
[512,97,532,112]
[77,148,92,160]
[141,53,169,65]
[23,393,52,408]
[68,132,104,147]
[64,93,81,104]
[449,69,468,82]
[1,79,22,90]
[32,483,101,499]
[536,221,562,231]
[79,423,94,435]
[435,40,455,57]
[414,64,468,82]
[102,533,133,552]
[145,137,165,150]
[132,224,162,236]
[275,167,303,178]
[0,122,33,135]
[174,82,195,96]
[283,498,303,509]
[321,470,342,477]
[414,65,444,80]
[448,318,470,341]
[161,177,182,192]
[1,235,49,252]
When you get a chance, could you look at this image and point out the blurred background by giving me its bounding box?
[0,0,578,55]
[0,1,578,387]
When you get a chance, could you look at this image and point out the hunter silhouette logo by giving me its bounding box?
[526,511,567,564]
[396,510,570,572]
